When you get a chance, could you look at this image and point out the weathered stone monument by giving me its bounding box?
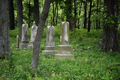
[19,24,29,49]
[42,26,57,55]
[27,21,38,49]
[16,35,19,48]
[55,22,74,59]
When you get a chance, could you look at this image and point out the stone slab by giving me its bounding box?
[55,54,74,59]
[19,41,29,49]
[45,46,56,50]
[58,45,72,54]
[42,50,57,55]
[27,41,34,50]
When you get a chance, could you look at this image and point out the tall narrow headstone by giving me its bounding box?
[42,26,57,55]
[27,21,38,49]
[19,24,29,49]
[55,22,74,59]
[16,35,19,48]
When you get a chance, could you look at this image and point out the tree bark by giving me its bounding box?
[77,2,82,29]
[28,0,31,27]
[9,0,15,30]
[31,0,51,69]
[88,1,92,32]
[0,0,11,58]
[52,2,55,25]
[100,0,119,51]
[34,0,39,26]
[55,3,58,25]
[83,2,87,29]
[74,0,77,28]
[17,0,23,40]
[66,0,73,30]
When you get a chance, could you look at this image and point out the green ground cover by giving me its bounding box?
[0,26,120,80]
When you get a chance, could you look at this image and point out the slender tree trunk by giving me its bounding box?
[99,0,102,28]
[100,0,119,51]
[28,0,31,27]
[17,0,23,40]
[88,1,92,32]
[52,2,55,25]
[66,0,73,30]
[78,3,82,29]
[96,0,98,29]
[61,9,64,21]
[96,0,100,29]
[83,2,87,29]
[31,0,51,69]
[56,3,58,25]
[0,0,11,58]
[9,0,15,30]
[34,0,39,26]
[74,0,77,28]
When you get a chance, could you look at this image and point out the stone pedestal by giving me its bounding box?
[16,35,19,48]
[55,22,74,59]
[42,26,57,55]
[42,46,57,55]
[55,45,74,59]
[27,41,34,49]
[19,41,29,49]
[19,24,29,49]
[27,21,38,50]
[55,54,74,59]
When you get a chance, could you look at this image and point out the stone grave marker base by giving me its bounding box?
[27,41,34,50]
[19,41,29,49]
[55,54,74,59]
[55,45,74,59]
[42,46,57,55]
[57,45,72,54]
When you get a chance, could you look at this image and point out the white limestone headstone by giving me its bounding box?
[60,22,69,45]
[16,35,19,48]
[42,26,57,55]
[55,22,74,59]
[19,24,29,49]
[47,26,55,46]
[27,21,38,49]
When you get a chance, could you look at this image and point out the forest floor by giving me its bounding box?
[0,27,120,80]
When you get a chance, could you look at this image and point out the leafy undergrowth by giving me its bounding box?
[0,27,120,80]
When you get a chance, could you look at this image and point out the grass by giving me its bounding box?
[0,26,120,80]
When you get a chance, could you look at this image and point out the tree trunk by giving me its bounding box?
[100,0,119,51]
[88,1,92,32]
[28,0,31,27]
[96,0,100,29]
[31,0,51,69]
[0,0,11,58]
[55,3,58,25]
[77,2,82,29]
[9,0,15,30]
[74,0,77,28]
[66,0,73,30]
[83,2,87,29]
[34,0,39,26]
[52,2,55,25]
[17,0,23,40]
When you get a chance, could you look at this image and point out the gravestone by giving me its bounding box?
[55,22,74,59]
[27,21,38,49]
[16,35,19,48]
[42,26,57,55]
[19,24,29,49]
